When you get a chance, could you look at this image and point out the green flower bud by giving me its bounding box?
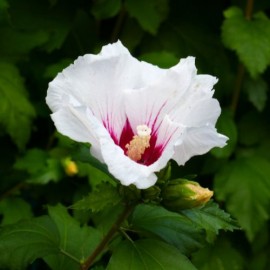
[142,186,161,202]
[156,162,171,184]
[161,179,213,211]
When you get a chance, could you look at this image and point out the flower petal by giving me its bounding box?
[50,105,109,162]
[46,41,165,141]
[123,57,197,133]
[173,125,228,165]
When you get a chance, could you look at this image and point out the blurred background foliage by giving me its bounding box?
[1,0,270,269]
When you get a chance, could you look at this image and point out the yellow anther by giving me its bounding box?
[126,125,151,162]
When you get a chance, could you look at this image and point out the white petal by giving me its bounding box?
[123,57,197,132]
[173,125,228,165]
[171,98,221,127]
[46,41,165,140]
[50,105,109,162]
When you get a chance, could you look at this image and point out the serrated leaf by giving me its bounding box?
[0,62,35,149]
[44,204,102,270]
[214,156,270,241]
[107,239,197,270]
[14,149,63,184]
[72,183,121,213]
[91,0,121,19]
[0,197,33,225]
[244,77,268,111]
[140,51,179,68]
[0,216,59,270]
[192,237,244,270]
[182,201,238,243]
[125,0,169,35]
[131,204,206,254]
[211,110,237,158]
[0,204,103,270]
[222,7,270,77]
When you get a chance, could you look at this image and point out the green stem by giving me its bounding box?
[230,64,245,115]
[110,7,126,42]
[80,203,135,270]
[230,0,254,115]
[245,0,254,20]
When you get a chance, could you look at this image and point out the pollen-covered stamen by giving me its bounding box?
[125,125,151,162]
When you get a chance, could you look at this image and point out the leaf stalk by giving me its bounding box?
[80,203,135,270]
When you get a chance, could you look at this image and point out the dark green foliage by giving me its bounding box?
[1,0,270,269]
[107,239,197,270]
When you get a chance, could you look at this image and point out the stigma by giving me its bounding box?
[125,125,151,162]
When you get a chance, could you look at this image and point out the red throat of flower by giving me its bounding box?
[114,119,163,166]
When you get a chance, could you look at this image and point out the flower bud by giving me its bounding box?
[156,162,171,184]
[142,186,161,202]
[63,158,78,176]
[161,179,213,211]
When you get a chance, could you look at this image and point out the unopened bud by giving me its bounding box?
[142,186,161,202]
[63,158,78,176]
[156,163,171,184]
[162,179,213,211]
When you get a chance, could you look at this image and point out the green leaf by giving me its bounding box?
[0,0,9,12]
[0,27,49,60]
[120,19,144,51]
[44,204,102,270]
[214,156,270,241]
[107,239,197,270]
[238,111,268,146]
[192,237,244,270]
[14,148,63,184]
[244,77,268,112]
[0,204,103,270]
[71,183,121,213]
[140,51,179,68]
[14,148,48,174]
[248,224,270,270]
[125,0,169,35]
[0,62,35,149]
[222,7,270,77]
[131,204,206,254]
[91,0,121,19]
[211,110,237,158]
[0,216,59,270]
[6,0,71,53]
[182,201,238,243]
[77,162,115,188]
[0,197,33,225]
[72,143,113,177]
[44,58,73,79]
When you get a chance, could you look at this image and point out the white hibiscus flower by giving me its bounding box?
[46,41,227,189]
